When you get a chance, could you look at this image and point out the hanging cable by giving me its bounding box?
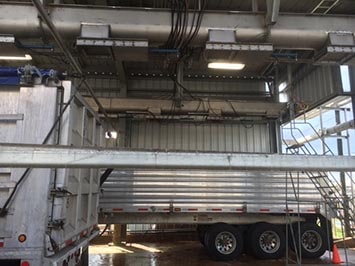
[163,0,206,59]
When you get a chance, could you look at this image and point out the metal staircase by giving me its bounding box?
[310,0,340,14]
[282,120,355,237]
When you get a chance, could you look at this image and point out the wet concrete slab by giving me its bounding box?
[89,241,355,266]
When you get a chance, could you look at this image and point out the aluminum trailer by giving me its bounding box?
[98,169,335,261]
[0,81,104,266]
[1,144,354,262]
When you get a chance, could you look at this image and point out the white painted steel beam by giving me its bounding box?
[1,144,355,171]
[1,4,355,49]
[84,97,285,117]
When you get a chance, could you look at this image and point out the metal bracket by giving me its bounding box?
[50,187,72,197]
[48,219,65,230]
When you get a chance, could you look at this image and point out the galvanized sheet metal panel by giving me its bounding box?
[291,66,342,106]
[128,120,272,153]
[0,85,57,252]
[99,170,322,214]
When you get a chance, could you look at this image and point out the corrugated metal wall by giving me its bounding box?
[290,66,342,106]
[127,120,273,153]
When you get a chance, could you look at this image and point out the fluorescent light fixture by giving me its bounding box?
[0,54,32,61]
[208,62,245,70]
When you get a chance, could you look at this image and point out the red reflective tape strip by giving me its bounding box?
[260,209,270,212]
[138,208,148,211]
[187,208,198,211]
[162,208,170,211]
[113,208,123,212]
[307,209,316,213]
[211,208,222,211]
[80,230,88,238]
[65,239,73,246]
[236,208,244,212]
[0,242,4,248]
[93,224,99,231]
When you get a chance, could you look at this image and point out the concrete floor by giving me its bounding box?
[89,241,355,266]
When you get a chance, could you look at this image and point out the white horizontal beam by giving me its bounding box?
[1,144,355,171]
[84,97,285,117]
[0,4,355,49]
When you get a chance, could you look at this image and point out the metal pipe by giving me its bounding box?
[266,0,280,25]
[1,4,355,49]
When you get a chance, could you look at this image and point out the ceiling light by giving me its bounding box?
[0,54,32,61]
[208,62,245,70]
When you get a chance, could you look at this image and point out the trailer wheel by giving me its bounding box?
[294,223,327,258]
[250,223,286,259]
[204,223,243,261]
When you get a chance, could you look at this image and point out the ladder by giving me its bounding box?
[310,0,340,14]
[283,121,355,237]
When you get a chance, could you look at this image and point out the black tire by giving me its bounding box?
[204,223,243,261]
[250,223,286,259]
[197,225,209,246]
[294,223,327,259]
[77,247,89,266]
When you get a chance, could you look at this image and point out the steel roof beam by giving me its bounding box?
[1,143,355,171]
[1,4,355,49]
[83,97,286,117]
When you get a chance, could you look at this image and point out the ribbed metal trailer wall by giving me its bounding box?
[99,170,323,216]
[0,81,104,265]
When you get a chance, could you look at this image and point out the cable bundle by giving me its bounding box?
[164,0,206,59]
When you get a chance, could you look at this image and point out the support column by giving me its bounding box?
[274,64,282,154]
[266,0,280,25]
[252,0,259,12]
[113,224,127,245]
[335,110,352,237]
[112,66,128,245]
[349,66,355,121]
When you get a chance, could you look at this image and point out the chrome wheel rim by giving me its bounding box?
[301,230,322,252]
[215,231,237,255]
[259,230,281,254]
